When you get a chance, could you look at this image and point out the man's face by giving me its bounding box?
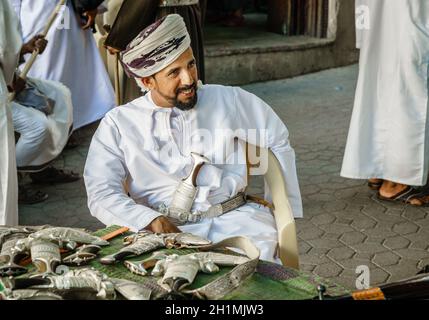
[142,48,199,111]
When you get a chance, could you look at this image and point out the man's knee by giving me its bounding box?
[22,114,50,144]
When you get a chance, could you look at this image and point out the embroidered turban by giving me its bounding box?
[120,14,191,79]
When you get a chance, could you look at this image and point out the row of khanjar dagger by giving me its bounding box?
[0,226,252,300]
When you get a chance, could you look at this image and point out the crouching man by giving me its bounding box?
[11,36,79,204]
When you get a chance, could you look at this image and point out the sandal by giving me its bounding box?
[377,186,429,206]
[30,167,81,185]
[18,186,48,205]
[368,180,383,190]
[65,133,79,149]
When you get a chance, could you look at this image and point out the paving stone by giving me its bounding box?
[383,236,411,250]
[301,185,321,196]
[349,243,387,254]
[354,252,374,260]
[318,223,355,235]
[310,213,336,226]
[298,225,325,241]
[313,262,343,278]
[335,217,354,225]
[369,213,407,225]
[302,201,325,216]
[337,259,376,271]
[332,276,357,291]
[332,211,366,221]
[364,237,384,245]
[327,246,356,260]
[324,233,341,240]
[372,252,401,267]
[361,227,397,239]
[339,231,367,245]
[403,232,429,250]
[392,222,420,235]
[362,203,387,216]
[299,253,330,265]
[414,218,429,229]
[322,200,348,212]
[308,247,330,256]
[307,193,337,202]
[351,217,377,230]
[385,208,405,217]
[417,258,429,270]
[300,264,316,273]
[307,174,331,184]
[402,207,427,221]
[333,188,359,200]
[394,249,429,261]
[307,238,344,249]
[368,268,390,287]
[383,260,421,282]
[298,241,312,255]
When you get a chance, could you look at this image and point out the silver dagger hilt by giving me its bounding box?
[183,153,210,187]
[168,153,210,223]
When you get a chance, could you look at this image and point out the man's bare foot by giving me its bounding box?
[378,180,429,206]
[379,181,408,198]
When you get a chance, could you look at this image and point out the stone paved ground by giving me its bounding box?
[19,64,429,291]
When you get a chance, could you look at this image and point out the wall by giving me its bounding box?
[204,0,358,85]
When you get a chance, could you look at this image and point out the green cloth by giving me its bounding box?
[90,226,350,300]
[1,226,351,300]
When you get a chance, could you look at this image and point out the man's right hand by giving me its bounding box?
[106,46,120,55]
[12,76,26,95]
[146,216,181,234]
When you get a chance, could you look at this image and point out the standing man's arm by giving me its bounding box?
[71,0,105,30]
[231,88,303,218]
[104,0,159,52]
[84,115,180,233]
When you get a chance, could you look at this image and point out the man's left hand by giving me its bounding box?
[81,9,98,30]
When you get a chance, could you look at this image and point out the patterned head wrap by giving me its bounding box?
[120,14,191,80]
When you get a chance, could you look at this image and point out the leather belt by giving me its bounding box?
[159,0,199,7]
[161,192,247,224]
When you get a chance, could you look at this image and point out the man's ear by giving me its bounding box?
[141,77,155,90]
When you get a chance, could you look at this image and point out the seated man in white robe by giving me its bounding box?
[10,35,79,204]
[84,14,303,263]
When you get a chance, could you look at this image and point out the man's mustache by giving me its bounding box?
[176,83,197,95]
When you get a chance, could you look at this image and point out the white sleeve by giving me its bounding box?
[232,87,303,218]
[83,115,162,231]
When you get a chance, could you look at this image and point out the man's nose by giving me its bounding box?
[179,70,194,86]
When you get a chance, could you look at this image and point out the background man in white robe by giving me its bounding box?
[10,36,78,204]
[0,0,22,225]
[10,0,115,131]
[84,15,303,263]
[341,0,429,205]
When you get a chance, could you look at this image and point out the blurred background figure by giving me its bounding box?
[10,0,115,138]
[0,0,22,225]
[342,0,429,205]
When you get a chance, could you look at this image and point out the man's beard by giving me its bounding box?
[173,83,198,111]
[175,91,198,111]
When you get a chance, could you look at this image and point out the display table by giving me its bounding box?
[87,226,350,300]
